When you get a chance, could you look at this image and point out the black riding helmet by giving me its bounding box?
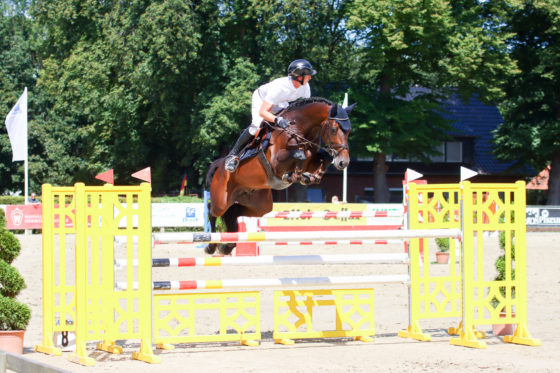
[288,59,317,78]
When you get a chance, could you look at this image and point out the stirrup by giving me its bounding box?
[225,156,240,172]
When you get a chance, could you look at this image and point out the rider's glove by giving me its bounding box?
[274,116,290,129]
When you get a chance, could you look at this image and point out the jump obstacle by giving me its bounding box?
[152,207,406,254]
[35,181,540,367]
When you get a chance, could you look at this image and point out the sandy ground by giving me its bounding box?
[9,232,560,373]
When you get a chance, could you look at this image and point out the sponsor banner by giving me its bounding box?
[2,203,205,229]
[526,206,560,226]
[265,203,404,227]
[151,203,205,227]
[5,204,43,229]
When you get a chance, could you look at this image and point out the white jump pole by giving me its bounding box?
[152,228,461,244]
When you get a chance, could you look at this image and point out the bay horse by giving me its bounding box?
[205,97,354,255]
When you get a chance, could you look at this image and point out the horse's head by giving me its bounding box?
[323,103,355,170]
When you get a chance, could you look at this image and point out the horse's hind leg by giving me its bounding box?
[204,214,218,255]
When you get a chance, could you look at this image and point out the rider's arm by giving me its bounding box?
[259,101,277,123]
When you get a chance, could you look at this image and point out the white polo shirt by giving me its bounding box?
[251,76,311,128]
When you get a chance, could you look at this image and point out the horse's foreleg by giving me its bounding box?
[204,214,218,255]
[300,151,331,185]
[218,205,242,256]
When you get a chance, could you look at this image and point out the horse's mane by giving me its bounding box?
[283,97,333,114]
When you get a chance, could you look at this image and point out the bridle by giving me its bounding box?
[270,112,348,158]
[320,118,348,158]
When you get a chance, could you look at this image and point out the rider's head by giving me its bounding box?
[288,59,316,85]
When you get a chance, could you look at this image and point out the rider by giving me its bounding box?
[224,59,316,172]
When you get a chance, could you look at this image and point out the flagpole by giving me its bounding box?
[342,93,348,203]
[24,87,28,205]
[24,88,30,235]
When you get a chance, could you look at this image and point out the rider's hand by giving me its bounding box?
[274,116,290,129]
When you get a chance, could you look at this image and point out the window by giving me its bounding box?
[446,142,462,162]
[389,141,463,163]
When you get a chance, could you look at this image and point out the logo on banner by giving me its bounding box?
[182,206,197,223]
[10,208,24,226]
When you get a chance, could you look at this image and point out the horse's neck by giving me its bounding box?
[288,105,328,140]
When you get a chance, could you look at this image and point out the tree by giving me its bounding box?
[493,2,560,205]
[0,0,39,194]
[191,0,358,184]
[31,0,226,192]
[347,0,517,202]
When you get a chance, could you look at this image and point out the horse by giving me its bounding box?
[205,97,354,255]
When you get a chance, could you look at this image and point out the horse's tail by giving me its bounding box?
[205,158,221,189]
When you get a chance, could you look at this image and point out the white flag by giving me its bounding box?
[460,166,478,181]
[5,88,27,161]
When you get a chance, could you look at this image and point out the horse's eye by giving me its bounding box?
[331,127,338,135]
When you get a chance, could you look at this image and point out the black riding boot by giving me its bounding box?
[225,128,254,172]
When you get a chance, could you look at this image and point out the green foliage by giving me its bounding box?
[0,1,40,193]
[0,0,551,202]
[493,2,560,204]
[0,196,26,204]
[0,209,31,330]
[0,259,25,298]
[0,295,31,331]
[491,230,516,308]
[345,0,517,201]
[0,203,30,329]
[435,237,450,252]
[0,231,21,264]
[152,195,204,203]
[0,208,5,228]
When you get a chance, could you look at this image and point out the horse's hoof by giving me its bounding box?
[204,244,216,255]
[219,243,236,256]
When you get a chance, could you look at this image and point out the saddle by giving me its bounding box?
[238,125,272,163]
[236,125,293,189]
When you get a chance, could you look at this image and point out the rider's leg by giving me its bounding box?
[224,126,256,172]
[225,92,262,173]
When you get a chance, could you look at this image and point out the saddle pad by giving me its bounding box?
[239,131,272,163]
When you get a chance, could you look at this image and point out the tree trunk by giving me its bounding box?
[373,73,392,203]
[547,149,560,205]
[373,152,390,203]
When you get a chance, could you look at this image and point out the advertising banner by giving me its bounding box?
[151,203,205,227]
[5,204,43,229]
[526,206,560,226]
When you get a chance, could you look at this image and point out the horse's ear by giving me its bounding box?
[330,103,339,117]
[344,103,356,116]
